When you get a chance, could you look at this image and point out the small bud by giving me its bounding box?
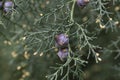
[33,52,38,55]
[115,6,120,11]
[109,18,112,21]
[96,53,100,57]
[54,48,58,52]
[96,19,100,23]
[22,37,26,41]
[100,24,105,29]
[11,51,18,58]
[24,51,30,59]
[17,66,21,70]
[114,21,119,25]
[98,57,102,62]
[77,0,89,7]
[40,52,43,57]
[40,13,43,16]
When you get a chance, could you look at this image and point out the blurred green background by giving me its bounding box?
[0,0,120,80]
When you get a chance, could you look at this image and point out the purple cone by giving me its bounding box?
[77,0,89,7]
[55,34,69,47]
[4,1,14,12]
[57,48,69,61]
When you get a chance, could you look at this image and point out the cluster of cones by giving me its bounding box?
[55,34,69,61]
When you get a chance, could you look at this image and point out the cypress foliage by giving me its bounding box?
[0,0,120,80]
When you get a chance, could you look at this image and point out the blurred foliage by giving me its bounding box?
[0,0,120,80]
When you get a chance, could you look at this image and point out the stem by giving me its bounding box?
[70,0,76,22]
